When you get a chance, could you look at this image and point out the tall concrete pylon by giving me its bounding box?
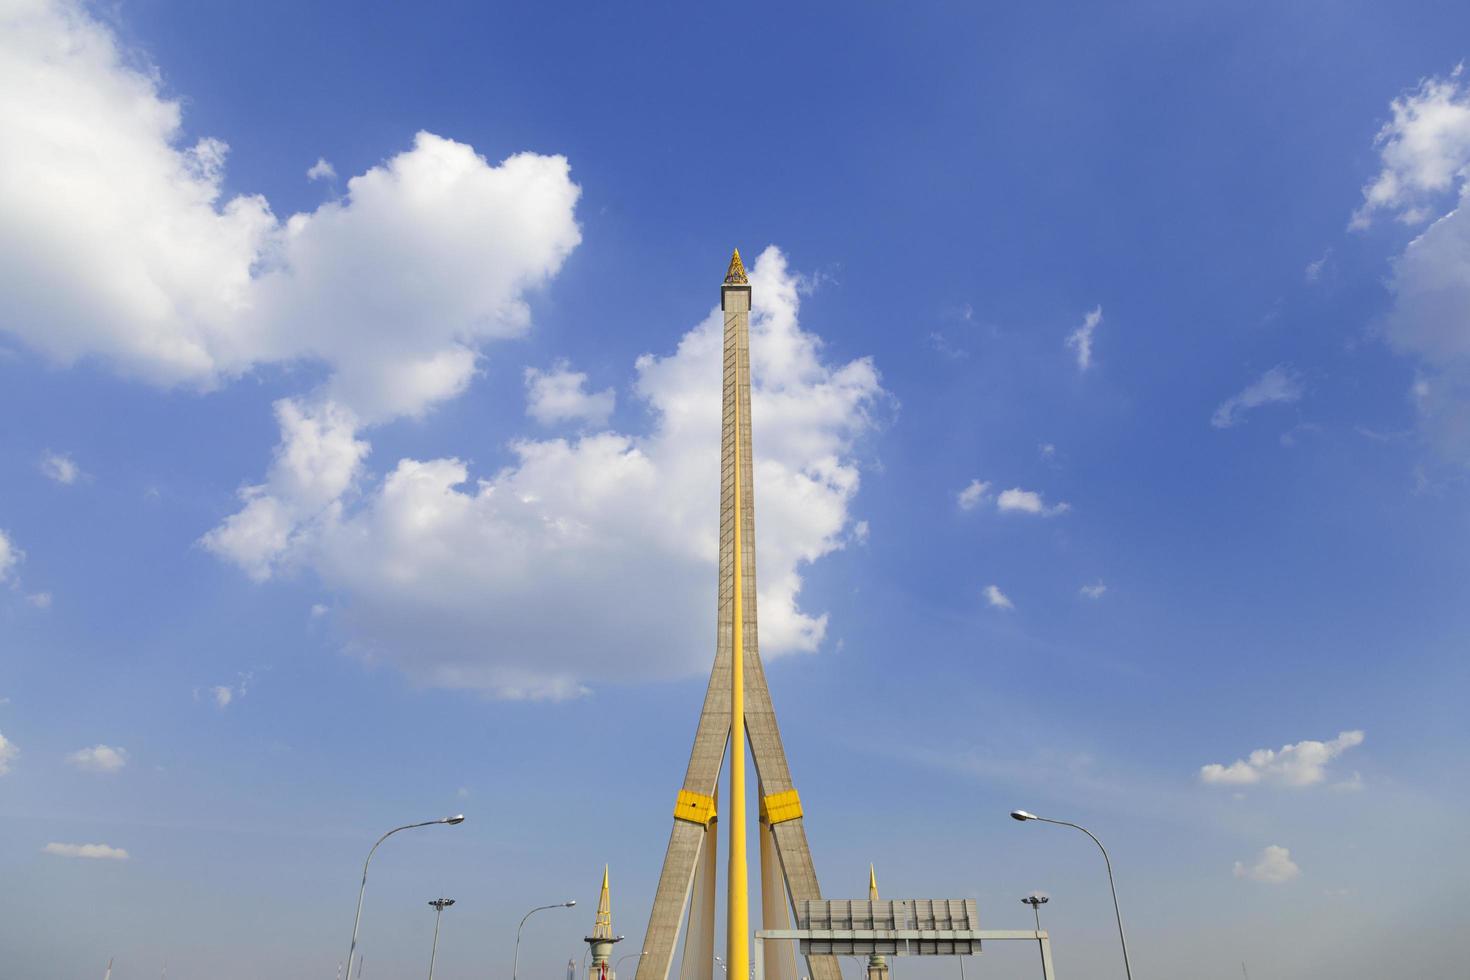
[634,251,841,980]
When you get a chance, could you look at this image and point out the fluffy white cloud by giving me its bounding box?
[984,584,1014,610]
[956,479,991,510]
[525,362,615,427]
[1352,65,1470,228]
[0,0,581,423]
[996,487,1070,516]
[1201,730,1364,787]
[1065,306,1102,371]
[66,744,128,773]
[1353,68,1470,459]
[0,529,20,582]
[26,592,52,608]
[212,686,234,708]
[39,451,81,484]
[306,157,336,182]
[1233,845,1299,884]
[44,842,129,860]
[1210,366,1302,429]
[0,731,17,775]
[209,248,884,699]
[201,400,369,580]
[1080,581,1106,599]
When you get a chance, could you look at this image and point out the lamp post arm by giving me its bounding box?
[514,904,564,980]
[1033,817,1133,980]
[345,820,446,980]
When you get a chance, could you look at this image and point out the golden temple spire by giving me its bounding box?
[593,865,613,939]
[724,248,748,285]
[868,864,879,902]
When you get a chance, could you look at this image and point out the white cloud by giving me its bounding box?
[0,731,17,775]
[207,247,885,699]
[67,744,128,773]
[44,842,129,860]
[1201,730,1364,787]
[984,584,1014,610]
[1065,306,1102,371]
[39,451,81,484]
[201,399,369,580]
[1210,365,1303,429]
[1080,581,1106,599]
[0,528,22,582]
[306,157,336,182]
[1305,249,1332,283]
[26,592,51,608]
[0,0,581,423]
[996,487,1070,516]
[1038,442,1056,460]
[1348,67,1470,461]
[212,686,233,708]
[200,672,251,709]
[1352,65,1470,228]
[1233,845,1299,884]
[956,479,991,511]
[524,361,615,427]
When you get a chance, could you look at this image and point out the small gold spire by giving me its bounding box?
[724,248,748,286]
[593,864,613,939]
[868,864,879,901]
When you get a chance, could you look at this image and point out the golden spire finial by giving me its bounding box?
[593,864,613,939]
[868,864,879,901]
[724,248,748,285]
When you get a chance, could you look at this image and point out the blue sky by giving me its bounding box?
[3,1,1470,978]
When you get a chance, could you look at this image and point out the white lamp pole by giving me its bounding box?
[1011,810,1132,980]
[343,815,465,980]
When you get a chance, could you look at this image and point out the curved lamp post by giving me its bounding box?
[513,901,577,980]
[615,951,648,978]
[1011,810,1132,980]
[344,815,465,980]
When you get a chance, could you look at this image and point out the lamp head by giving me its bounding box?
[1010,810,1037,822]
[565,900,577,907]
[444,814,466,825]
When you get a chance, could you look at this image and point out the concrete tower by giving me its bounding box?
[635,252,840,980]
[586,866,623,980]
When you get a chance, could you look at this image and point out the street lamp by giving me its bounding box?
[1021,894,1049,932]
[1010,810,1132,980]
[615,950,648,978]
[344,815,466,980]
[427,898,456,980]
[513,901,578,980]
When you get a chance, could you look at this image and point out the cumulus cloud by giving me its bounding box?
[0,0,581,423]
[39,451,82,484]
[26,591,52,608]
[209,248,885,699]
[1211,366,1303,429]
[525,361,615,427]
[0,731,17,775]
[1200,730,1364,787]
[44,842,129,860]
[0,529,20,582]
[1353,67,1470,459]
[984,584,1014,610]
[306,157,336,182]
[66,744,128,773]
[1080,581,1106,599]
[1065,306,1102,371]
[1233,845,1299,884]
[1352,65,1470,228]
[996,487,1071,516]
[956,479,991,511]
[200,399,369,580]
